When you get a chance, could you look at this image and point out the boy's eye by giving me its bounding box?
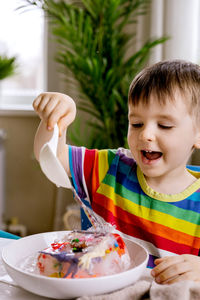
[158,124,173,129]
[131,123,143,128]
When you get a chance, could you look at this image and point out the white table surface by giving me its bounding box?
[0,238,51,300]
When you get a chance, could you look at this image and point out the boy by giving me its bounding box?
[33,60,200,284]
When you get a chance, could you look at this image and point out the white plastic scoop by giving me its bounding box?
[39,124,71,189]
[39,124,106,230]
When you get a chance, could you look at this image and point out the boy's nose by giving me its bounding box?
[139,126,155,142]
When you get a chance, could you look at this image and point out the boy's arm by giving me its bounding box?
[33,92,76,177]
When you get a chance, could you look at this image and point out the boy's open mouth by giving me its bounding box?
[141,150,163,161]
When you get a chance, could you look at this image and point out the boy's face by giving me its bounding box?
[127,92,200,181]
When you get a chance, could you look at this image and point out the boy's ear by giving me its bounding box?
[194,131,200,149]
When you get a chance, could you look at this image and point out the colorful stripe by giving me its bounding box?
[148,254,158,268]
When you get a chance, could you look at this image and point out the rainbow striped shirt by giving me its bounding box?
[68,146,200,268]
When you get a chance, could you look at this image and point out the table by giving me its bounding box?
[0,238,49,300]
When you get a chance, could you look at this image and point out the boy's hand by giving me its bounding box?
[151,254,200,284]
[33,92,76,136]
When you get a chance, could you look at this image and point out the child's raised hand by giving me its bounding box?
[151,254,200,284]
[33,92,76,136]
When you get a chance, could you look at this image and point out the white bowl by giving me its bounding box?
[2,231,148,299]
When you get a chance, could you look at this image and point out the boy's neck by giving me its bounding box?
[145,169,197,195]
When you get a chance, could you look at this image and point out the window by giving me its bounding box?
[0,0,45,109]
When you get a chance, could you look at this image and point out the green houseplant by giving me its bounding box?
[24,0,167,148]
[0,55,16,81]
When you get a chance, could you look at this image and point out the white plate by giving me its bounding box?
[2,231,148,299]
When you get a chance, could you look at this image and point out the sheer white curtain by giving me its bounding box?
[138,0,200,65]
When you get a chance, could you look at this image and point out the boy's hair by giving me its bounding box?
[128,59,200,121]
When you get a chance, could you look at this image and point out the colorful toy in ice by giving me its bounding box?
[37,231,131,278]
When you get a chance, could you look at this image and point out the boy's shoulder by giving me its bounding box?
[115,148,136,164]
[116,147,134,158]
[98,147,136,166]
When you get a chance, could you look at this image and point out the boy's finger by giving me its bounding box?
[46,104,68,131]
[58,114,75,136]
[154,261,191,284]
[161,270,197,285]
[152,256,183,276]
[33,94,43,109]
[41,97,59,122]
[36,95,53,113]
[47,102,76,134]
